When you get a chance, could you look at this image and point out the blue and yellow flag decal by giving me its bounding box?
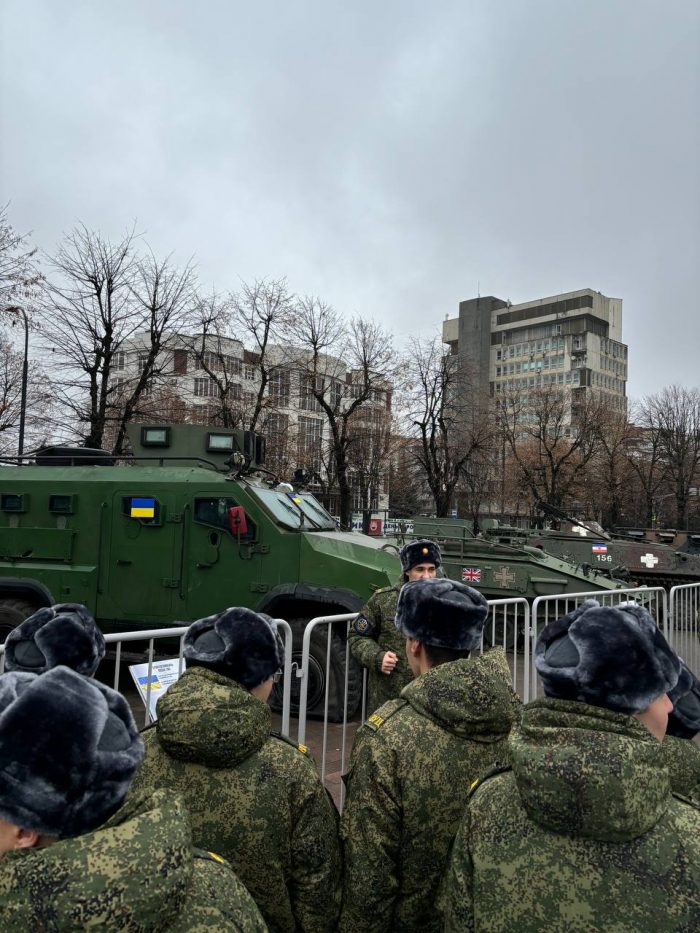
[130,497,156,519]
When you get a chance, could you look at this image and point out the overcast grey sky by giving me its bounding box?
[1,0,698,399]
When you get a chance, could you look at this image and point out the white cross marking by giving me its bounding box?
[572,525,588,536]
[640,553,659,568]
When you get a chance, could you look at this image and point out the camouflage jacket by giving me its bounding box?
[348,584,413,715]
[444,699,700,932]
[0,788,267,932]
[340,648,520,933]
[130,665,341,933]
[660,734,700,801]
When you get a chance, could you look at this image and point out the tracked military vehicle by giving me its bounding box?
[0,423,400,719]
[399,517,628,598]
[487,503,700,590]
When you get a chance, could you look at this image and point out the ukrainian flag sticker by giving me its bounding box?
[130,497,156,519]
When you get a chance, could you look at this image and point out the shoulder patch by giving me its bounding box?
[271,731,311,756]
[672,791,700,811]
[364,698,408,732]
[468,762,512,799]
[352,613,375,636]
[193,848,228,865]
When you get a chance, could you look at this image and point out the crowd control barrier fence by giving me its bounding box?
[0,619,294,737]
[668,583,700,673]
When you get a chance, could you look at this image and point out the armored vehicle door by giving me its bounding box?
[182,492,261,619]
[100,491,183,624]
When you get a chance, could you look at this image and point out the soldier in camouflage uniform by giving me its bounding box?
[0,666,265,931]
[348,538,441,714]
[660,658,700,801]
[131,606,341,933]
[340,578,520,933]
[444,599,700,932]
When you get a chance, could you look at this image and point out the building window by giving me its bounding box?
[194,377,217,398]
[244,365,256,380]
[268,368,290,405]
[300,375,322,412]
[113,350,126,371]
[137,351,150,370]
[298,416,324,473]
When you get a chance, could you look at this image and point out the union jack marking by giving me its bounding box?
[462,567,482,583]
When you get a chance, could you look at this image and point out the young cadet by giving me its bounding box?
[340,577,520,933]
[444,599,700,932]
[660,658,700,800]
[3,602,105,676]
[348,538,442,714]
[130,607,341,933]
[0,666,266,932]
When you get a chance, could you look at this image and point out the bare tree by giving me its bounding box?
[230,278,295,432]
[498,384,605,511]
[110,252,197,454]
[584,405,639,528]
[406,338,494,517]
[0,335,54,455]
[639,385,700,528]
[346,404,395,533]
[0,205,40,307]
[288,297,397,528]
[39,224,139,448]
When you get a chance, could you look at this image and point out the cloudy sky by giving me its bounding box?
[1,0,698,399]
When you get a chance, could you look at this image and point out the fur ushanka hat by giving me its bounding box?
[535,599,680,715]
[184,607,284,688]
[400,539,442,574]
[4,603,106,677]
[395,578,488,651]
[667,659,700,739]
[0,667,143,838]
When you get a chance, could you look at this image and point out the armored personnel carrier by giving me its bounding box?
[390,517,628,598]
[486,503,700,590]
[0,422,400,719]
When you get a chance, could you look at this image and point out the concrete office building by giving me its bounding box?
[442,288,628,412]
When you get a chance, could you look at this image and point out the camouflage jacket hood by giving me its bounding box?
[0,789,217,931]
[156,666,270,768]
[510,698,670,842]
[401,648,520,740]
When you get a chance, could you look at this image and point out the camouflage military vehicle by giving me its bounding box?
[0,423,400,719]
[485,504,700,590]
[401,517,628,599]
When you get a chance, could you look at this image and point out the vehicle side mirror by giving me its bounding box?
[228,505,248,536]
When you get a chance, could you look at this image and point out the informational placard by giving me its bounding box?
[129,658,186,721]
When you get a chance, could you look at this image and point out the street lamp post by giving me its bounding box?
[2,305,29,459]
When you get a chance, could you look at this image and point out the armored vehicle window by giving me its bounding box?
[1,493,26,512]
[49,494,74,514]
[194,497,256,540]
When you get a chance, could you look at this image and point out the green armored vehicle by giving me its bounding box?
[403,517,627,598]
[0,423,400,718]
[484,503,700,590]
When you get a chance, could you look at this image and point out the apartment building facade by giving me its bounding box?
[442,288,628,412]
[109,332,391,518]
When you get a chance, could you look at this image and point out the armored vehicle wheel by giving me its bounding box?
[271,619,363,723]
[0,598,37,641]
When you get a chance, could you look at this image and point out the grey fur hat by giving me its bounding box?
[4,603,106,677]
[395,578,488,651]
[184,607,284,688]
[400,539,442,574]
[667,659,700,739]
[535,599,680,715]
[0,667,143,838]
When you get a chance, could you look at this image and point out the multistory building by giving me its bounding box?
[443,288,628,412]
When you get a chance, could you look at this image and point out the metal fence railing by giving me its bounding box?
[0,618,294,737]
[530,587,668,700]
[668,583,700,673]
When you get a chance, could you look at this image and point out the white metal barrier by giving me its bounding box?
[0,619,294,737]
[669,583,700,673]
[530,587,668,700]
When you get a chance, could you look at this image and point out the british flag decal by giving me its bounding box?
[461,567,482,583]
